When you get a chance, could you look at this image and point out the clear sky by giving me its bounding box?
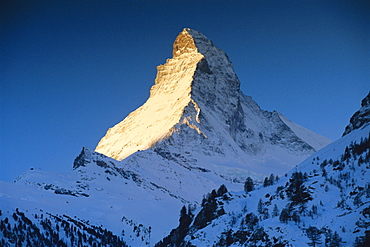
[1,0,369,182]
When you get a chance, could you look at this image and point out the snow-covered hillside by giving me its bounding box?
[156,93,370,247]
[0,148,190,246]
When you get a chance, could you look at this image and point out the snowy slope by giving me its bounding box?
[0,152,184,246]
[278,112,331,151]
[156,93,370,247]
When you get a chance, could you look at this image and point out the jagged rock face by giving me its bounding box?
[95,28,331,180]
[95,29,204,160]
[343,92,370,136]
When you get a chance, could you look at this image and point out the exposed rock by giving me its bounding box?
[343,92,370,136]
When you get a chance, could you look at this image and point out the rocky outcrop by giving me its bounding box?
[343,92,370,136]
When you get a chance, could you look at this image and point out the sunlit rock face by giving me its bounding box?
[95,28,331,180]
[95,29,204,160]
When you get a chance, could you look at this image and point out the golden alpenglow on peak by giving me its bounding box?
[172,28,198,57]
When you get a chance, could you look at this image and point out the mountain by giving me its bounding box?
[0,28,334,246]
[156,92,370,247]
[96,28,331,182]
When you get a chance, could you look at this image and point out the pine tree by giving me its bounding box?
[244,177,254,193]
[244,213,259,231]
[287,172,312,204]
[328,231,342,247]
[217,184,228,196]
[306,226,322,247]
[257,199,264,215]
[325,185,329,192]
[279,208,290,223]
[269,173,275,185]
[272,204,279,217]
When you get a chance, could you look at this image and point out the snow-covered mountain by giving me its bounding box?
[96,28,330,182]
[0,28,339,246]
[156,92,370,247]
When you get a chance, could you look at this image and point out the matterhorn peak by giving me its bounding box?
[95,28,241,161]
[95,28,331,180]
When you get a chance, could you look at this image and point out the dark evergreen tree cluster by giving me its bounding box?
[155,185,229,247]
[263,174,279,187]
[257,199,269,220]
[342,133,370,163]
[305,226,344,247]
[306,226,322,247]
[318,133,370,175]
[286,171,311,205]
[323,228,342,247]
[244,177,254,193]
[279,207,290,224]
[211,209,289,247]
[155,204,195,247]
[279,203,303,225]
[192,184,228,230]
[277,172,314,224]
[272,204,279,218]
[353,230,370,247]
[0,209,129,247]
[240,212,259,231]
[213,225,288,247]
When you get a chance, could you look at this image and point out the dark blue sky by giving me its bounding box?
[1,0,369,182]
